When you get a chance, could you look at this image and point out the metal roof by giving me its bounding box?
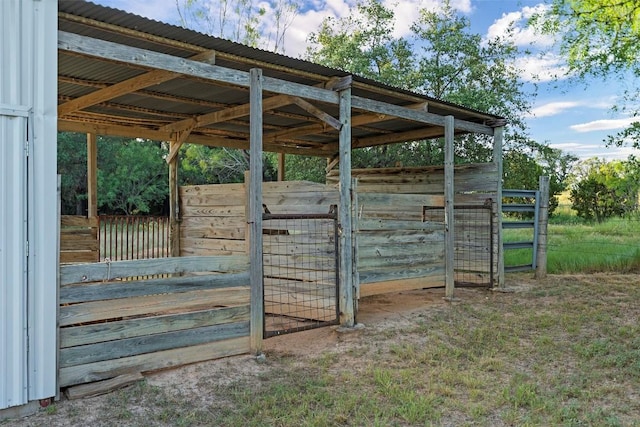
[57,0,504,156]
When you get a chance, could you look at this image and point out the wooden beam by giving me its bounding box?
[169,139,180,257]
[493,126,505,288]
[535,175,550,280]
[159,94,295,134]
[290,97,342,130]
[58,31,339,105]
[277,153,285,181]
[249,69,264,355]
[86,133,98,218]
[444,115,455,300]
[166,126,195,164]
[58,50,216,116]
[353,127,445,148]
[338,86,354,327]
[325,155,340,173]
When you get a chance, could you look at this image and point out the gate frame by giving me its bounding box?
[262,210,340,338]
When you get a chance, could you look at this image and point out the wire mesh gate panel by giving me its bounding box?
[454,203,494,287]
[262,210,339,337]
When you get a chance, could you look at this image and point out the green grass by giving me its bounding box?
[19,275,640,427]
[504,212,640,274]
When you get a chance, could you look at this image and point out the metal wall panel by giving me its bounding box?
[0,112,29,410]
[0,0,58,409]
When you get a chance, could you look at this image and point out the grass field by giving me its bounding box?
[12,274,640,426]
[504,202,640,274]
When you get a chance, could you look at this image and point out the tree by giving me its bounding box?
[569,157,640,222]
[533,0,640,148]
[175,0,299,53]
[58,132,88,215]
[98,140,169,215]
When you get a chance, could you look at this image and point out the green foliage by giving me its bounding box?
[533,0,640,148]
[58,132,88,215]
[97,139,169,215]
[569,157,640,222]
[175,0,299,53]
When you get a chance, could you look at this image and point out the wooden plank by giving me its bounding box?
[249,68,264,354]
[180,204,245,217]
[264,302,336,322]
[289,96,341,130]
[59,336,250,387]
[65,372,144,400]
[359,276,444,297]
[358,242,444,259]
[357,219,444,231]
[61,215,98,227]
[179,237,246,253]
[60,251,99,264]
[493,126,505,288]
[60,321,249,368]
[60,271,250,304]
[59,287,250,326]
[263,241,335,256]
[60,239,98,251]
[262,181,333,193]
[181,193,246,207]
[264,254,335,271]
[262,192,338,206]
[357,193,444,207]
[60,255,249,285]
[180,183,245,196]
[263,277,336,294]
[87,133,98,218]
[359,266,444,284]
[357,230,444,245]
[358,254,443,270]
[60,305,250,348]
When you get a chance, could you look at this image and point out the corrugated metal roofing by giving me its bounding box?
[57,0,504,155]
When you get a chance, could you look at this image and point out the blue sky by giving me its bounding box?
[93,0,639,161]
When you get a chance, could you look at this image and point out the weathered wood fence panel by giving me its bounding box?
[58,255,250,388]
[179,184,247,256]
[60,215,99,264]
[331,164,499,294]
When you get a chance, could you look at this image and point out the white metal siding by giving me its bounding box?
[0,112,29,409]
[1,0,58,409]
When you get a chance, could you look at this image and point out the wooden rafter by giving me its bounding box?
[289,97,341,130]
[166,126,195,164]
[58,50,216,116]
[159,94,295,134]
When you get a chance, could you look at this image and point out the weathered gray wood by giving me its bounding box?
[358,253,444,270]
[60,255,249,286]
[493,126,505,288]
[360,276,444,297]
[263,254,335,271]
[359,266,444,284]
[60,321,249,368]
[59,336,249,387]
[60,272,250,304]
[65,372,144,400]
[338,87,354,327]
[357,219,444,231]
[357,229,444,245]
[352,178,360,307]
[60,305,250,348]
[358,242,445,259]
[58,31,339,105]
[535,175,550,279]
[87,133,98,218]
[249,68,264,354]
[59,287,250,326]
[357,193,445,207]
[444,115,455,299]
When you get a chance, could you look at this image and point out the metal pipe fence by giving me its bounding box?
[98,215,170,261]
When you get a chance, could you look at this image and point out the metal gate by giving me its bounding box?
[454,203,495,287]
[502,189,540,272]
[262,208,339,337]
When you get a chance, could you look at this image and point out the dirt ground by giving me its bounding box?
[7,275,621,426]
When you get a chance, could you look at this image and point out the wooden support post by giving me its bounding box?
[535,175,550,279]
[352,178,359,314]
[277,153,285,181]
[86,133,97,218]
[493,126,505,288]
[338,86,354,326]
[249,68,264,354]
[168,141,180,258]
[444,115,455,300]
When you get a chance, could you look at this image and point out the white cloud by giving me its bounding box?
[570,117,638,133]
[515,53,569,83]
[486,3,555,48]
[527,101,581,118]
[549,141,639,160]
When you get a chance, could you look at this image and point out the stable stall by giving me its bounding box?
[50,0,506,396]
